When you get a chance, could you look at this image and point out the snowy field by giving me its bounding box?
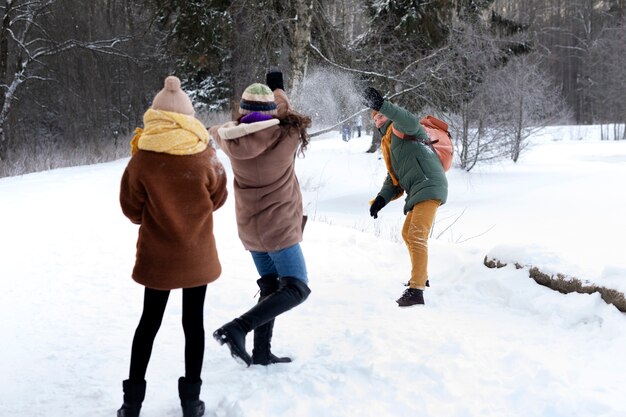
[1,125,625,417]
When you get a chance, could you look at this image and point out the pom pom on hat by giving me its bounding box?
[239,83,277,116]
[151,75,195,116]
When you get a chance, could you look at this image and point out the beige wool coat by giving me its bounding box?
[120,147,228,290]
[209,89,303,252]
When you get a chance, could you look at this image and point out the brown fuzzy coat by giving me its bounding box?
[209,89,303,252]
[120,147,228,290]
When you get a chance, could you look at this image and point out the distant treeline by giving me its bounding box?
[0,0,624,177]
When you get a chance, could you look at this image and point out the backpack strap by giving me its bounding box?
[392,125,417,141]
[392,124,435,145]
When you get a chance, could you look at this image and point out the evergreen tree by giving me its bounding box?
[148,0,233,111]
[148,0,318,112]
[354,0,456,110]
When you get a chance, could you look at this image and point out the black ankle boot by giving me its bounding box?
[178,377,205,417]
[117,379,146,417]
[396,287,425,307]
[214,277,310,366]
[252,275,292,365]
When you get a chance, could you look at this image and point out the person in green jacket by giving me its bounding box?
[362,87,448,307]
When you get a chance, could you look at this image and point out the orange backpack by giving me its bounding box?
[392,115,454,172]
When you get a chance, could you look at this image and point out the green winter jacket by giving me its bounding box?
[376,101,448,214]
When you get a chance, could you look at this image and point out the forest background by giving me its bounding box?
[0,0,624,178]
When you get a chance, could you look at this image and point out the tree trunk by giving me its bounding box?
[0,124,6,161]
[460,103,470,170]
[0,0,15,112]
[288,0,312,97]
[365,127,381,153]
[511,94,524,162]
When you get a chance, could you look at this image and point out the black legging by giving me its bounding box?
[128,285,207,382]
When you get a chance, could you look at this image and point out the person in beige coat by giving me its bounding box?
[209,72,312,367]
[118,76,227,417]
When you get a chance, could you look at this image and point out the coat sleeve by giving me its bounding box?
[209,125,226,151]
[207,152,228,212]
[379,101,427,140]
[119,163,145,224]
[378,173,404,203]
[273,88,292,117]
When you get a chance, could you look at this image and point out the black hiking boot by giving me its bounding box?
[214,277,310,366]
[117,379,146,417]
[396,288,425,307]
[178,377,205,417]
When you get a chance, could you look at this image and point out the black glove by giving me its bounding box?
[266,71,284,91]
[361,87,384,111]
[369,196,386,219]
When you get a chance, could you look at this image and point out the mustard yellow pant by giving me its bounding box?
[401,199,440,289]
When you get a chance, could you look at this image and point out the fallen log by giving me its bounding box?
[484,256,626,313]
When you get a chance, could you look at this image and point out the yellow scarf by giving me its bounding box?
[370,124,404,205]
[380,124,399,186]
[130,109,208,156]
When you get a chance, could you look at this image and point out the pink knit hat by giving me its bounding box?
[151,76,195,115]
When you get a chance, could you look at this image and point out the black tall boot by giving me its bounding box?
[117,379,146,417]
[178,377,205,417]
[213,277,311,366]
[252,274,292,365]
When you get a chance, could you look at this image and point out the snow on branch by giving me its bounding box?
[308,82,426,138]
[32,37,133,60]
[308,43,406,84]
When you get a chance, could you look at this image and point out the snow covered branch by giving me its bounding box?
[308,42,406,84]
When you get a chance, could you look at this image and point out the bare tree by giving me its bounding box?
[588,23,626,139]
[0,0,170,177]
[448,90,511,171]
[0,0,130,161]
[516,0,624,124]
[433,21,506,171]
[486,55,568,162]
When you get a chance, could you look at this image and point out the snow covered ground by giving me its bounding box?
[1,125,625,417]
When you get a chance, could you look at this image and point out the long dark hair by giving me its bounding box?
[279,112,312,157]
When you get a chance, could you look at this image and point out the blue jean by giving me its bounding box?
[250,243,308,284]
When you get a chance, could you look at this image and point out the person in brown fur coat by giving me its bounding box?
[117,76,227,417]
